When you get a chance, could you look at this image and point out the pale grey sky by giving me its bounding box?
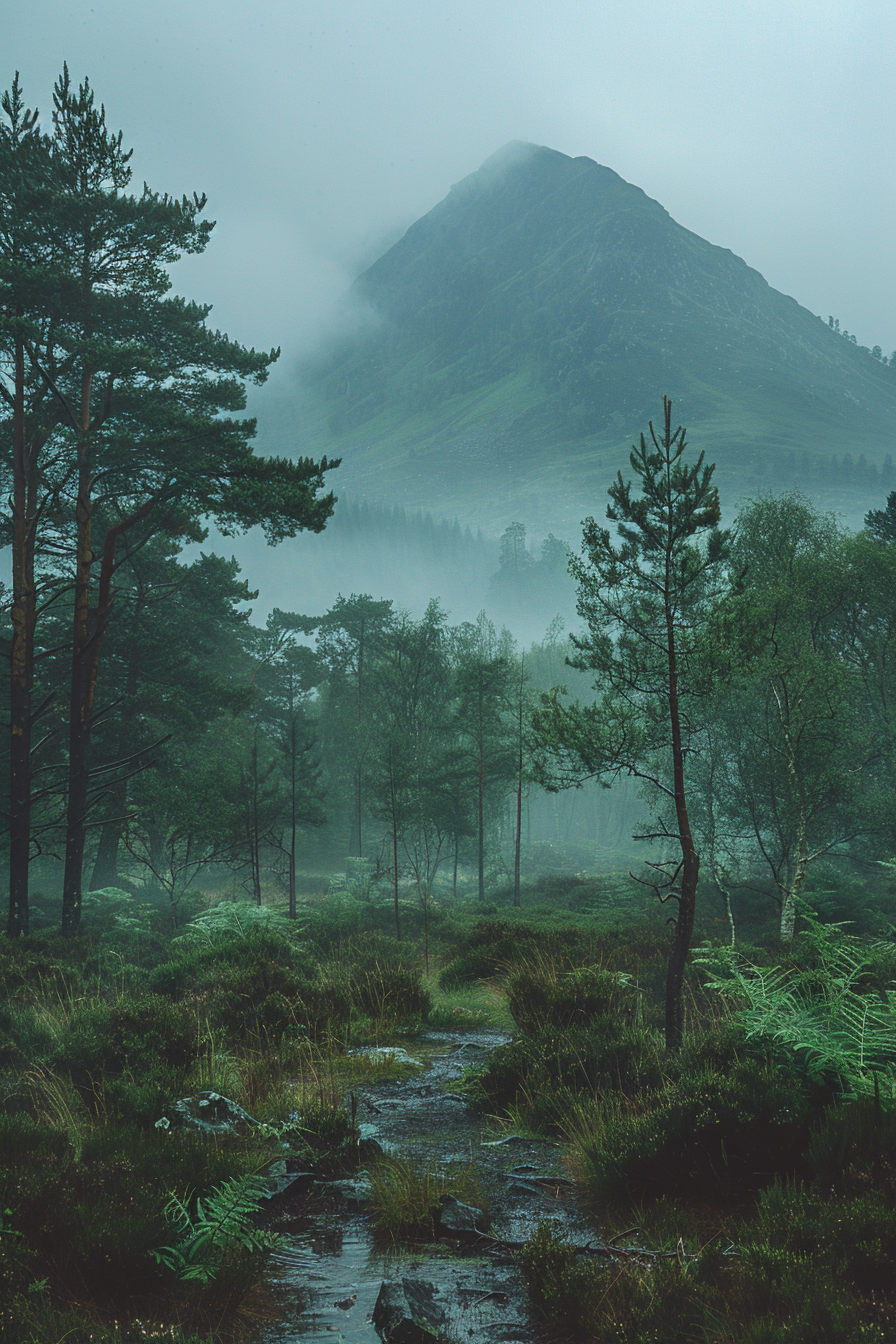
[7,0,895,385]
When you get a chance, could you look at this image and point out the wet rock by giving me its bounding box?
[352,1046,424,1068]
[437,1193,490,1236]
[154,1090,256,1135]
[319,1175,374,1205]
[373,1278,447,1343]
[262,1165,316,1203]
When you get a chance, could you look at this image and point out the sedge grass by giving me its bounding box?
[368,1154,486,1238]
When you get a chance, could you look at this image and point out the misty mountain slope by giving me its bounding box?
[294,142,896,527]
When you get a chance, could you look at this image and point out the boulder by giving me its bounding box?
[319,1174,374,1205]
[437,1193,490,1236]
[155,1091,256,1135]
[372,1278,447,1343]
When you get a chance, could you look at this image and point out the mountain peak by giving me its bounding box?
[298,144,896,528]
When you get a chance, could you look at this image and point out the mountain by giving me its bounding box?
[291,142,896,530]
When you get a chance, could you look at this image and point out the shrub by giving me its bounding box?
[351,962,431,1029]
[438,916,593,987]
[507,958,636,1034]
[724,1181,896,1340]
[805,1098,896,1198]
[0,1115,269,1318]
[48,993,198,1118]
[747,1180,896,1299]
[470,1022,663,1128]
[565,1059,813,1204]
[519,1222,709,1344]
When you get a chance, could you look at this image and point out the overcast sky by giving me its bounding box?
[8,0,895,383]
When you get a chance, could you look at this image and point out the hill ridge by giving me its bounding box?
[291,142,896,529]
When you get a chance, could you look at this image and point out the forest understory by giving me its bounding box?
[2,862,896,1344]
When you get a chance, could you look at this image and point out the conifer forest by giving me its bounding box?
[3,63,896,1344]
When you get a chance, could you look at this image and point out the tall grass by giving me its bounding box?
[368,1155,485,1238]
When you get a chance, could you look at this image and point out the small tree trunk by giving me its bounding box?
[392,816,401,939]
[514,780,522,908]
[779,830,808,943]
[90,647,141,891]
[90,802,126,890]
[390,757,401,940]
[354,765,363,858]
[478,743,485,902]
[713,873,736,946]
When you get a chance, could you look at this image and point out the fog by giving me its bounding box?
[9,0,896,622]
[10,1,895,358]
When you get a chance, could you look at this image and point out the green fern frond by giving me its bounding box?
[151,1173,285,1283]
[173,901,304,943]
[696,914,896,1106]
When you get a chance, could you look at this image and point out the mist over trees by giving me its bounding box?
[3,65,896,985]
[6,64,896,1344]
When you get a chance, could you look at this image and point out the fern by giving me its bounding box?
[151,1173,285,1283]
[696,910,896,1107]
[173,901,304,944]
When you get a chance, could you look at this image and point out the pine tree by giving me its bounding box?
[534,398,730,1049]
[2,68,339,936]
[0,75,64,936]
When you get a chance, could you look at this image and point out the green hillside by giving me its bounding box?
[295,142,896,527]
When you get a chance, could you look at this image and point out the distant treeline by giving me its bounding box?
[742,446,895,493]
[329,496,494,563]
[827,315,896,366]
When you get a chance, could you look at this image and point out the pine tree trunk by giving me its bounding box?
[664,573,699,1052]
[61,399,147,934]
[288,709,299,919]
[514,780,522,909]
[8,333,34,937]
[89,647,140,891]
[61,391,95,937]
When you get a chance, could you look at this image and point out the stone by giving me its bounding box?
[351,1046,424,1068]
[261,1165,316,1203]
[319,1175,374,1205]
[155,1091,256,1135]
[436,1193,490,1236]
[372,1278,447,1343]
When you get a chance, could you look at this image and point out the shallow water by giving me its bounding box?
[258,1030,588,1343]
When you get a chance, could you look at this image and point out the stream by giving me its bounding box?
[259,1030,592,1344]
